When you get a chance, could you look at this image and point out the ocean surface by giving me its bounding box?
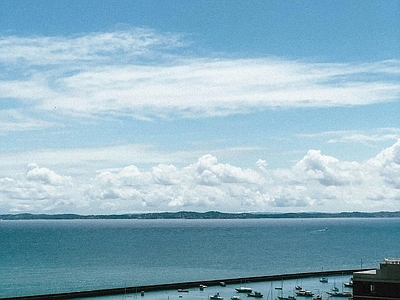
[1,218,400,299]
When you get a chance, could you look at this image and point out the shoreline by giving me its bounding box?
[0,269,369,300]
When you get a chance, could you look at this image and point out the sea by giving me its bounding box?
[1,218,400,299]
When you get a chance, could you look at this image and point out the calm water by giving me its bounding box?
[1,218,399,298]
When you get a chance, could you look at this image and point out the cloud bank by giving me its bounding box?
[1,29,400,126]
[1,140,399,214]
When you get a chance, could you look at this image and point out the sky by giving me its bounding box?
[0,0,399,214]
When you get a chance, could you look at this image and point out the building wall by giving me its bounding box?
[353,280,400,300]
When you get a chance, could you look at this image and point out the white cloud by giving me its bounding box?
[0,165,76,212]
[0,28,184,66]
[0,140,399,214]
[26,163,72,186]
[0,29,399,124]
[298,128,400,145]
[0,110,54,133]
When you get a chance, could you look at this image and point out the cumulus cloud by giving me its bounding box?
[0,165,76,212]
[0,29,399,124]
[0,140,399,214]
[26,163,72,186]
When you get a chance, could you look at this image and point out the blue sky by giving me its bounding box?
[0,0,399,214]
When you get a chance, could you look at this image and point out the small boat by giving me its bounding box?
[320,277,328,283]
[343,282,352,288]
[278,296,296,300]
[210,293,224,300]
[236,287,253,293]
[313,296,322,300]
[343,278,353,287]
[200,284,207,290]
[247,291,263,298]
[295,290,314,297]
[220,282,226,287]
[231,296,241,300]
[326,291,352,297]
[178,289,189,293]
[275,287,283,290]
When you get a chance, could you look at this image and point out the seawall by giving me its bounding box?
[1,269,369,300]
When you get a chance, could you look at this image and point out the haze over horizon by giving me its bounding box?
[1,0,399,214]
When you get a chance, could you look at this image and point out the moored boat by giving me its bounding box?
[326,291,352,297]
[278,296,296,300]
[320,277,328,283]
[210,293,224,300]
[295,290,314,297]
[247,291,263,298]
[343,278,353,287]
[236,287,253,293]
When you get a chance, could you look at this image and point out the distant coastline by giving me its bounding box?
[1,210,400,220]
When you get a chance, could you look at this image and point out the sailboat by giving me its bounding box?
[276,280,296,300]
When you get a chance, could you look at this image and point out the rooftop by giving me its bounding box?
[383,258,400,264]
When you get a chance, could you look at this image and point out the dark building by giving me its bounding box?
[353,258,400,300]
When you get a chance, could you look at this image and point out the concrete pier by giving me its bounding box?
[1,269,368,300]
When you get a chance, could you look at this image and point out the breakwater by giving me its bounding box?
[1,269,368,300]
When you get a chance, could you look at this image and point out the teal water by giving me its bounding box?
[1,218,399,298]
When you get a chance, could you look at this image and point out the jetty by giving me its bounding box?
[1,269,367,300]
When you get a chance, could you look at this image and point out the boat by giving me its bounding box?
[275,287,283,290]
[325,291,352,297]
[343,282,352,288]
[295,290,314,297]
[231,296,241,300]
[200,284,207,290]
[320,277,328,283]
[313,296,322,300]
[295,286,302,291]
[210,293,224,300]
[247,291,263,298]
[326,282,352,298]
[343,278,353,287]
[178,289,189,293]
[278,296,296,300]
[236,287,253,293]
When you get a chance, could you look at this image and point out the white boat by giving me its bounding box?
[320,277,328,283]
[343,278,353,287]
[231,296,241,300]
[326,291,352,297]
[247,291,263,298]
[236,287,253,293]
[210,293,224,300]
[278,296,296,300]
[295,290,314,297]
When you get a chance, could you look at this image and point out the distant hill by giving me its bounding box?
[1,211,400,220]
